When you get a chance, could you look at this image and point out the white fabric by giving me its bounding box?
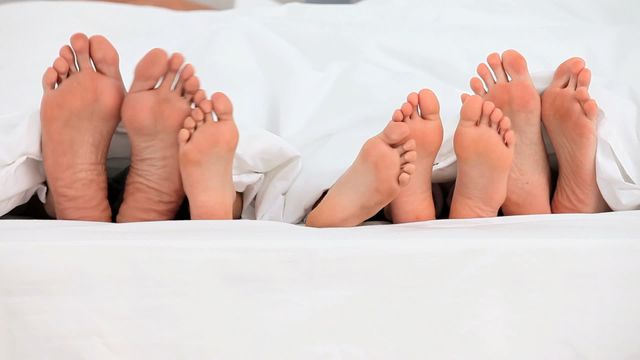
[1,211,640,359]
[1,0,639,221]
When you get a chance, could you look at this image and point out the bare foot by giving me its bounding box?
[541,59,609,213]
[450,95,515,219]
[305,121,417,227]
[40,33,125,221]
[468,50,551,215]
[178,92,242,220]
[386,89,443,223]
[117,49,200,222]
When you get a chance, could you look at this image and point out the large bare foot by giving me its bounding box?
[386,89,443,223]
[306,121,417,227]
[117,49,200,222]
[178,92,242,220]
[468,50,551,215]
[450,95,515,219]
[40,33,125,221]
[541,59,609,213]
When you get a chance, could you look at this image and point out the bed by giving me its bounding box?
[1,0,639,358]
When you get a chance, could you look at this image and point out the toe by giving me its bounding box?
[504,129,516,148]
[191,107,205,123]
[460,93,471,104]
[583,99,599,121]
[401,150,417,164]
[380,121,410,145]
[70,33,92,71]
[175,63,194,94]
[398,172,411,187]
[480,101,495,126]
[183,116,197,131]
[459,95,484,126]
[487,52,508,82]
[178,128,191,147]
[42,67,57,91]
[129,48,169,93]
[198,99,214,123]
[53,57,70,81]
[577,68,591,89]
[392,109,404,122]
[59,45,77,73]
[402,163,416,176]
[498,116,512,134]
[489,107,503,129]
[417,88,440,120]
[182,76,200,102]
[470,77,487,96]
[89,35,122,81]
[403,139,416,152]
[549,57,585,89]
[192,89,206,106]
[212,92,234,122]
[159,53,185,91]
[407,92,419,107]
[576,87,591,103]
[501,49,532,82]
[400,102,413,118]
[477,63,495,89]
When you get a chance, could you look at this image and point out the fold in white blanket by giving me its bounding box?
[0,0,638,221]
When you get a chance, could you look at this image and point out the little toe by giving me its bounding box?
[487,52,508,82]
[212,92,234,122]
[70,33,93,71]
[461,93,471,104]
[392,109,404,122]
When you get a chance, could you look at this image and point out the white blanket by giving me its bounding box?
[0,0,639,222]
[1,212,640,359]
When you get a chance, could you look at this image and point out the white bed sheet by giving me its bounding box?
[1,211,640,359]
[0,0,639,221]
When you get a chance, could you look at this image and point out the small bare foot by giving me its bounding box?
[40,33,125,221]
[468,50,551,215]
[386,89,443,223]
[450,95,515,219]
[117,49,201,222]
[305,121,417,227]
[178,92,242,220]
[542,59,609,213]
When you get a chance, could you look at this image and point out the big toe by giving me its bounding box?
[129,48,169,93]
[459,95,484,126]
[501,49,531,81]
[212,92,234,122]
[70,33,92,71]
[89,35,122,81]
[549,57,586,89]
[417,88,440,120]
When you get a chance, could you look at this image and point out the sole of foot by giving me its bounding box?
[450,95,515,219]
[40,33,125,221]
[468,50,551,215]
[117,49,201,222]
[178,92,242,220]
[386,89,443,223]
[541,58,609,213]
[306,121,417,227]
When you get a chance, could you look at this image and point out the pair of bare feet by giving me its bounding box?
[306,50,608,227]
[41,33,240,222]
